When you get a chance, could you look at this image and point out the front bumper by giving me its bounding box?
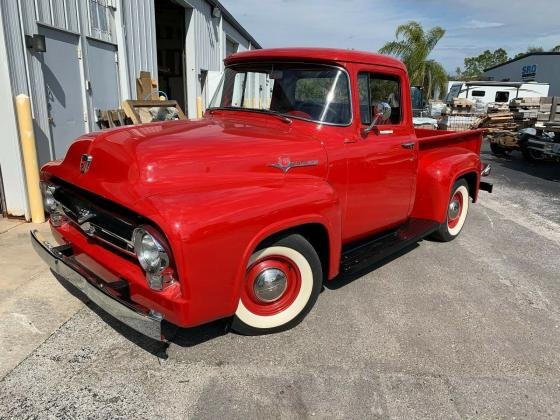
[527,138,560,157]
[31,229,164,341]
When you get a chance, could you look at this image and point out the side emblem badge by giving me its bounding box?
[269,156,319,173]
[80,154,93,174]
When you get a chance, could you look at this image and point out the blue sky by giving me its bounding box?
[221,0,560,73]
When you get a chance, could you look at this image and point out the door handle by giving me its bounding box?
[401,142,415,149]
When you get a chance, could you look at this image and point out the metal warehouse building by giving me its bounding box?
[484,52,560,96]
[0,0,260,218]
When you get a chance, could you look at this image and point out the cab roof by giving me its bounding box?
[225,47,406,70]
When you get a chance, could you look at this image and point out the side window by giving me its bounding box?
[495,91,510,102]
[471,90,485,97]
[358,72,401,125]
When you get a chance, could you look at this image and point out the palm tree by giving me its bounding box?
[379,21,448,100]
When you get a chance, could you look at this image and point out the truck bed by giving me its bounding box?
[414,128,484,154]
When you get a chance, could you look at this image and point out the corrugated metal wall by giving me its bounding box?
[121,0,157,98]
[0,4,28,217]
[1,0,55,166]
[0,0,258,215]
[189,0,222,73]
[2,0,29,96]
[34,0,80,34]
[223,19,250,52]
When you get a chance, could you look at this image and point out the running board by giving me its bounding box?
[340,218,439,275]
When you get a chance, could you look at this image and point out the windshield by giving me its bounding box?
[445,83,462,102]
[410,86,423,110]
[209,62,351,125]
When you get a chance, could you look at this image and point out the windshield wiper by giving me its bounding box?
[258,109,293,124]
[208,107,292,124]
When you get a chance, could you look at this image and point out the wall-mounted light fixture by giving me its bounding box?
[211,6,221,18]
[25,34,46,53]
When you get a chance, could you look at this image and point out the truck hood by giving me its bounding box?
[44,115,328,210]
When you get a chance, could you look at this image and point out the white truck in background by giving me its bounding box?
[445,81,549,107]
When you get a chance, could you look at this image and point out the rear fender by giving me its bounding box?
[411,149,480,223]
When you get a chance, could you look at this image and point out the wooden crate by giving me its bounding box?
[122,100,187,125]
[96,109,131,129]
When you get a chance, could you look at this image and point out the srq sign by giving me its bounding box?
[522,64,537,81]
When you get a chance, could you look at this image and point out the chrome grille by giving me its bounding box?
[51,183,137,256]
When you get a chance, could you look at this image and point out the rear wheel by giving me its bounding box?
[520,137,544,162]
[431,179,470,242]
[490,142,508,156]
[231,234,322,335]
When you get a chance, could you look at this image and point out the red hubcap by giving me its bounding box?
[242,255,301,316]
[447,191,463,229]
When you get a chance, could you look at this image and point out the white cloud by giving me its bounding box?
[220,0,560,73]
[464,19,504,29]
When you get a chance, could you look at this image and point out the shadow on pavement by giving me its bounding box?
[52,239,426,355]
[53,270,230,358]
[481,149,560,183]
[324,242,420,290]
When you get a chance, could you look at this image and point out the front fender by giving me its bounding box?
[411,148,480,223]
[146,175,341,326]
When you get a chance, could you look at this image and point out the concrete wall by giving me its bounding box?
[484,55,560,96]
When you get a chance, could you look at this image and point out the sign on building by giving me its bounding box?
[522,64,537,81]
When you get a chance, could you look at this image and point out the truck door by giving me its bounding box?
[343,69,417,240]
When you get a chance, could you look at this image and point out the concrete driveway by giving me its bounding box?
[1,144,559,418]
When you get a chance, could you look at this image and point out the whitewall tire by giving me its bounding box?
[432,179,470,242]
[231,234,322,335]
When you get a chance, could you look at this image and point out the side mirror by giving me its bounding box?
[363,102,391,136]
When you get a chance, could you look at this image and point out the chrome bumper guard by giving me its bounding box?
[30,229,163,341]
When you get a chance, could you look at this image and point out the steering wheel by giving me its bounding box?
[320,107,340,124]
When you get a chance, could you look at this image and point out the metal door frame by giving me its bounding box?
[36,23,89,161]
[83,35,121,131]
[37,24,89,159]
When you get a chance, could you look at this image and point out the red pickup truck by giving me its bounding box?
[32,48,492,340]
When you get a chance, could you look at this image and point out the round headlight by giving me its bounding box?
[42,184,58,213]
[133,228,169,273]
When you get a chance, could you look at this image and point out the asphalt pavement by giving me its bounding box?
[0,143,559,419]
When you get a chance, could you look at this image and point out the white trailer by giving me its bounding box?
[445,81,549,106]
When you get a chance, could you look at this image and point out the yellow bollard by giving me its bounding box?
[16,94,45,223]
[196,96,203,119]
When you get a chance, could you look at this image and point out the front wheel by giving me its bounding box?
[231,234,322,335]
[431,179,470,242]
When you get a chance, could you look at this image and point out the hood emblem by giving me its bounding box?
[80,154,93,173]
[269,157,319,173]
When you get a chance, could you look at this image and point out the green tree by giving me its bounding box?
[379,21,447,100]
[552,45,560,52]
[461,48,508,79]
[514,46,544,59]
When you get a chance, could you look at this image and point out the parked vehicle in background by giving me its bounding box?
[519,128,560,162]
[410,85,438,128]
[31,48,492,341]
[445,81,550,109]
